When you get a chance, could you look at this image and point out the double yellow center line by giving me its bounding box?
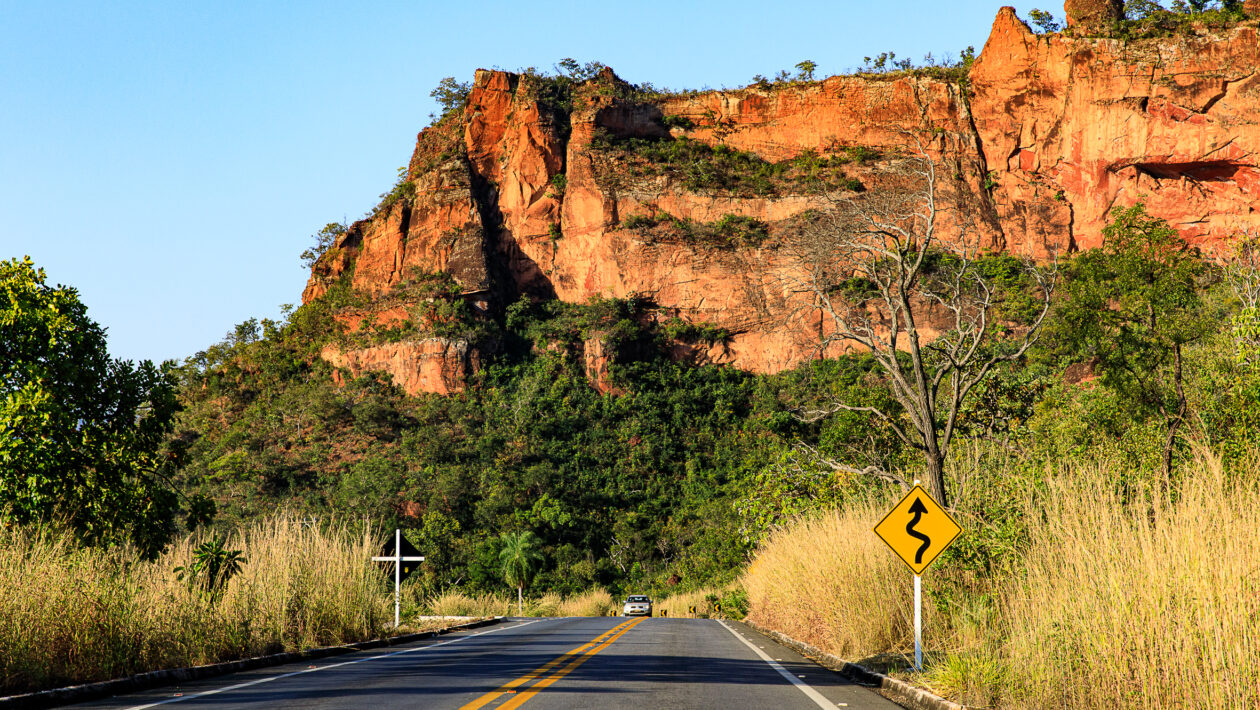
[459,617,647,710]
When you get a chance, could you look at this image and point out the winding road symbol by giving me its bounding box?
[873,484,962,575]
[906,497,931,565]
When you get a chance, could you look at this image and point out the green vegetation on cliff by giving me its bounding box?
[592,131,870,196]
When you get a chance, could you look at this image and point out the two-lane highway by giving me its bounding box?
[69,617,905,709]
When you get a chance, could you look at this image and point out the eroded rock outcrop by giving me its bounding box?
[321,339,477,396]
[305,3,1260,392]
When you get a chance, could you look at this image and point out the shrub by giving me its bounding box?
[710,214,770,246]
[619,212,771,248]
[661,114,695,130]
[1028,9,1063,33]
[853,47,976,84]
[1104,2,1247,39]
[661,317,731,344]
[621,214,658,230]
[300,222,348,269]
[594,131,871,196]
[547,173,567,199]
[372,167,416,217]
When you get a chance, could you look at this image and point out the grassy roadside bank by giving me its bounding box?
[742,451,1260,709]
[0,518,393,695]
[0,519,709,696]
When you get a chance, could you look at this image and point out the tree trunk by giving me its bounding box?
[924,449,949,509]
[1161,344,1187,485]
[517,585,523,616]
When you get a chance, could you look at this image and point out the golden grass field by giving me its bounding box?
[742,451,1260,709]
[0,518,630,696]
[0,517,391,695]
[422,587,617,618]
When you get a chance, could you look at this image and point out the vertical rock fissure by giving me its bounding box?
[467,170,527,315]
[953,81,1007,250]
[395,201,413,287]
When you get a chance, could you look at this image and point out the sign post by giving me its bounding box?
[372,529,425,628]
[873,481,961,672]
[913,572,922,671]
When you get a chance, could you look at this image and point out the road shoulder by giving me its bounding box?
[721,620,908,710]
[737,620,963,710]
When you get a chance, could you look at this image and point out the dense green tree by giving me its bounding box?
[300,222,347,269]
[1049,204,1211,479]
[794,60,818,81]
[1124,0,1167,18]
[429,77,472,118]
[498,530,545,615]
[1028,9,1063,33]
[0,257,184,557]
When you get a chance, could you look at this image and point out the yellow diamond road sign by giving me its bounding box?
[873,485,962,575]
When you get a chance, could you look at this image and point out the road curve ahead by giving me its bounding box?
[69,617,905,710]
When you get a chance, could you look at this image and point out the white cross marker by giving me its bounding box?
[371,529,425,628]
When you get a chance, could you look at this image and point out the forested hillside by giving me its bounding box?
[169,289,893,596]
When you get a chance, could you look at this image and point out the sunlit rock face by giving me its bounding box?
[305,6,1260,392]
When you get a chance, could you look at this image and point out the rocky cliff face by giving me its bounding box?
[306,4,1260,395]
[973,6,1260,257]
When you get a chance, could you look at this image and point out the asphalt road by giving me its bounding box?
[68,617,905,710]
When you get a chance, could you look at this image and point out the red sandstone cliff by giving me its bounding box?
[305,5,1260,395]
[973,6,1260,256]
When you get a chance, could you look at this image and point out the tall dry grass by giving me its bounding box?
[425,590,514,617]
[0,517,392,695]
[555,588,615,617]
[743,495,919,659]
[655,588,716,618]
[743,452,1260,708]
[1003,453,1260,709]
[423,588,614,618]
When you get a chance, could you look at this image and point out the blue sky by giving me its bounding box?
[1,1,1048,364]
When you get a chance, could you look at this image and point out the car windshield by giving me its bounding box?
[627,595,650,603]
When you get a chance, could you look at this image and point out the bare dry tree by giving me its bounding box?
[781,140,1056,508]
[1223,229,1260,310]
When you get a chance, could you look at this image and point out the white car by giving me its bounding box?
[622,595,653,617]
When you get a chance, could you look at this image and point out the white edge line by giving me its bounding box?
[717,620,839,710]
[123,619,544,709]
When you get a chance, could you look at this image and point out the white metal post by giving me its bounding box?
[911,477,923,672]
[913,573,922,671]
[394,528,401,628]
[372,529,424,630]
